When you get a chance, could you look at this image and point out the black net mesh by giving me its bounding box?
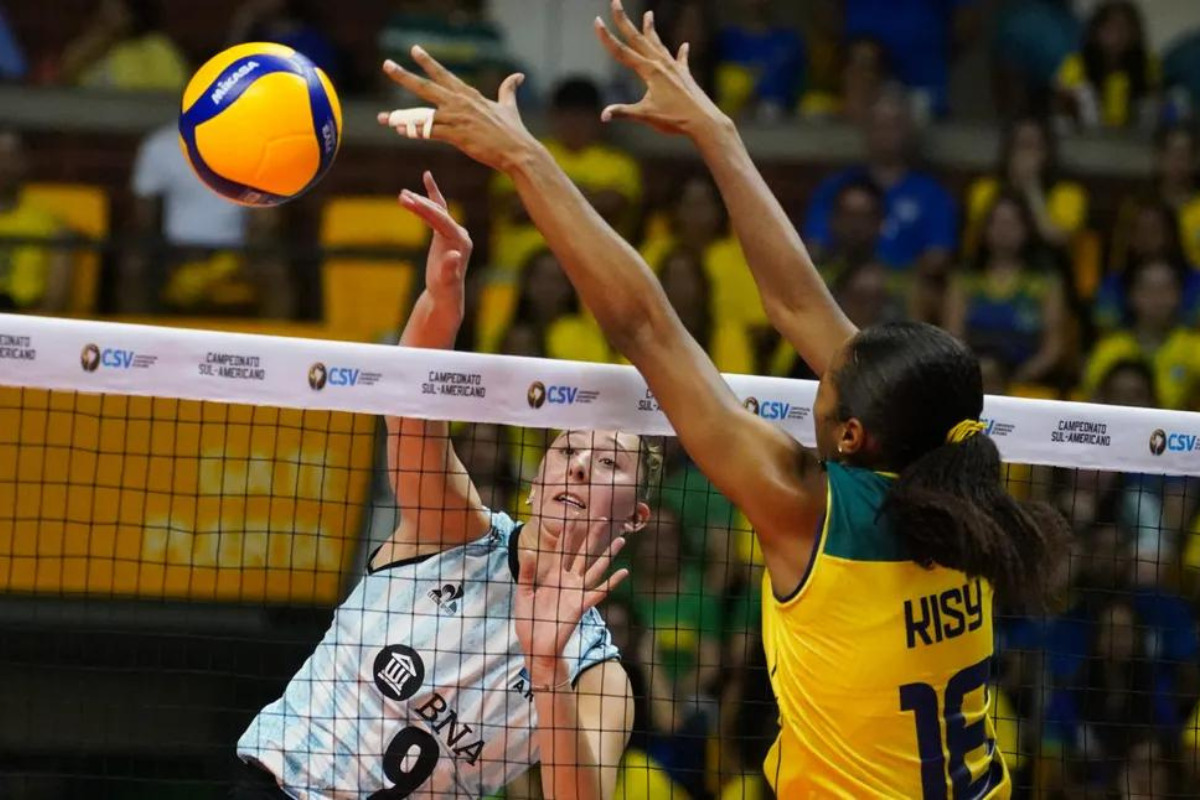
[1,387,1198,799]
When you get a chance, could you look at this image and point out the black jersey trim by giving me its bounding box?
[772,510,826,604]
[365,542,437,575]
[772,722,785,792]
[505,521,525,582]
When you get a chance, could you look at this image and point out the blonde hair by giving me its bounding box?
[636,436,663,500]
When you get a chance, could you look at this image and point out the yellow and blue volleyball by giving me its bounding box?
[179,43,342,207]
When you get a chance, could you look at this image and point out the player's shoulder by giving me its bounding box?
[823,462,907,562]
[365,509,516,577]
[481,508,519,548]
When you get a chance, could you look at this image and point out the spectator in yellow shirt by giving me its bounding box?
[498,248,609,365]
[945,191,1067,386]
[800,37,889,126]
[0,130,70,313]
[1083,260,1200,410]
[1111,124,1200,273]
[641,174,766,333]
[490,77,642,272]
[963,117,1087,258]
[59,0,188,92]
[1054,1,1160,131]
[657,248,753,375]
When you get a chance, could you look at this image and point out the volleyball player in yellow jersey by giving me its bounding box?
[379,1,1069,794]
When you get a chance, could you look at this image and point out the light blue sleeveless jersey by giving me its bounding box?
[237,511,619,798]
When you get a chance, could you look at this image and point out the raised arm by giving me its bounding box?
[374,173,490,570]
[380,52,824,597]
[594,0,855,377]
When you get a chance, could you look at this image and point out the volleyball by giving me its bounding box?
[178,43,342,207]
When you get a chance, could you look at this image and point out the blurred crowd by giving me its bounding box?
[4,1,1200,798]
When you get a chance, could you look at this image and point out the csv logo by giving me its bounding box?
[80,343,155,371]
[308,362,381,390]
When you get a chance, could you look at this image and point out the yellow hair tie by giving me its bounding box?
[946,419,987,444]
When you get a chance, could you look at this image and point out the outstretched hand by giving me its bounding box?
[378,49,536,173]
[400,171,471,306]
[594,0,724,137]
[514,517,629,685]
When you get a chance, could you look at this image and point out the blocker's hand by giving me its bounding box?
[378,49,536,173]
[593,0,724,137]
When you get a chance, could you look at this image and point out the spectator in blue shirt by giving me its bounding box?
[0,4,27,82]
[843,0,980,118]
[803,87,958,281]
[715,0,806,122]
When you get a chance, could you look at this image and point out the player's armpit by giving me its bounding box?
[574,660,635,799]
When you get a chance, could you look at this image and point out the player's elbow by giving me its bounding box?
[761,295,800,332]
[603,302,672,364]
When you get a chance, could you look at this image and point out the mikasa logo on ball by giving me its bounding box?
[210,61,260,105]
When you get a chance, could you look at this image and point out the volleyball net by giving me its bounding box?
[1,313,1199,799]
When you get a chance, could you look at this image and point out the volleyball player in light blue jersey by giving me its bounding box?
[234,174,655,800]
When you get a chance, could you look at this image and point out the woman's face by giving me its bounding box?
[522,252,575,321]
[1097,6,1137,59]
[529,429,649,539]
[984,200,1029,259]
[843,39,885,92]
[1081,524,1128,589]
[1097,603,1138,663]
[674,178,723,243]
[1158,129,1196,186]
[1129,261,1181,330]
[1130,207,1175,261]
[501,323,543,357]
[1009,122,1048,175]
[837,262,891,329]
[1102,368,1155,407]
[1117,740,1169,799]
[660,252,708,332]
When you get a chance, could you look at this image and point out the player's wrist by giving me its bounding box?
[527,656,571,691]
[501,137,552,180]
[425,283,465,315]
[689,109,737,151]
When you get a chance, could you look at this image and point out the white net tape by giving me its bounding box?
[3,313,1200,477]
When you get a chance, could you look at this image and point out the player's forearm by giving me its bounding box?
[386,291,459,506]
[532,680,605,800]
[399,289,461,351]
[691,116,854,374]
[385,291,460,438]
[505,143,671,356]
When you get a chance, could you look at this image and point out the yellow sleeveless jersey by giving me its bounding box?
[761,462,1010,799]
